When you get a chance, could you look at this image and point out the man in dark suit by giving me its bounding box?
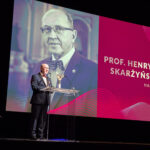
[29,8,97,115]
[30,64,52,139]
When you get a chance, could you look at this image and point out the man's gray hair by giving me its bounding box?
[42,8,74,28]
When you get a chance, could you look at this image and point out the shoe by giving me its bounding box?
[36,137,47,141]
[31,134,37,140]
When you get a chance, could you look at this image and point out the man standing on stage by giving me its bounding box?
[30,64,52,139]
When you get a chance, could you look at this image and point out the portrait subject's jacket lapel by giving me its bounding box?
[62,51,81,89]
[51,51,81,109]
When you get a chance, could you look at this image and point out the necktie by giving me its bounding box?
[42,74,46,78]
[49,60,65,71]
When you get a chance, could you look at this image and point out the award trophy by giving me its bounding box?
[56,72,64,88]
[56,67,64,88]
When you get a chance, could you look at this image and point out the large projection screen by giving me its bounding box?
[6,0,150,122]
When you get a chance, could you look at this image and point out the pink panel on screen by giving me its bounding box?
[48,89,97,117]
[97,16,150,121]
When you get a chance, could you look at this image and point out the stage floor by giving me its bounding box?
[0,138,150,149]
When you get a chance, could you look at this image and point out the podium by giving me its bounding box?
[41,86,79,95]
[41,86,79,140]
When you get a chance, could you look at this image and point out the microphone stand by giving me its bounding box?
[63,75,78,141]
[46,72,52,140]
[46,95,50,140]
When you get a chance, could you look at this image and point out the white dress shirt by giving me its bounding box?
[40,72,48,86]
[50,47,75,103]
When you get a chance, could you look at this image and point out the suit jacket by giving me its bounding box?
[31,51,98,109]
[30,72,52,105]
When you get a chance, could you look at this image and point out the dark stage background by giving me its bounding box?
[0,0,150,144]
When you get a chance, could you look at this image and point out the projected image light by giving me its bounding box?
[6,0,99,117]
[6,0,150,122]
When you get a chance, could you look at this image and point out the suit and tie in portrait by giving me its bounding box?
[28,7,98,117]
[33,50,97,110]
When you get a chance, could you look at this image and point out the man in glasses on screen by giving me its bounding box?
[30,8,98,116]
